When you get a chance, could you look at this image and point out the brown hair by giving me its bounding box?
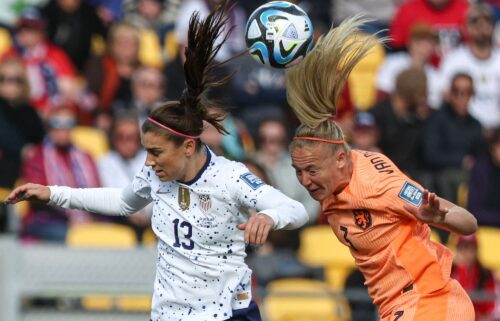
[394,68,427,106]
[142,0,232,149]
[288,16,384,153]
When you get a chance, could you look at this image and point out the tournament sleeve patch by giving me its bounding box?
[398,182,423,206]
[240,172,265,190]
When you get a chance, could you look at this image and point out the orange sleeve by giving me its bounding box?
[379,172,425,222]
[367,153,425,221]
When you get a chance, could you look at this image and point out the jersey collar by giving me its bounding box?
[177,145,212,186]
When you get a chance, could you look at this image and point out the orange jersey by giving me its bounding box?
[323,150,455,316]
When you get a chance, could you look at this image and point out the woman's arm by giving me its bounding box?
[404,190,477,235]
[6,183,151,217]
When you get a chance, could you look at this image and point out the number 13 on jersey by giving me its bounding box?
[173,219,194,250]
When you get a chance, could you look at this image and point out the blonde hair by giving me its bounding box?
[286,16,384,128]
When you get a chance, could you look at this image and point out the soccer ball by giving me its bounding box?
[245,1,314,69]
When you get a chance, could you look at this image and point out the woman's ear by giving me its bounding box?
[183,139,196,156]
[336,149,347,168]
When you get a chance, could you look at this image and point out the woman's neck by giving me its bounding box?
[182,146,208,183]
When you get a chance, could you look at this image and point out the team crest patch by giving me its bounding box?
[240,173,265,190]
[353,209,372,230]
[178,185,190,211]
[398,182,423,207]
[198,194,211,213]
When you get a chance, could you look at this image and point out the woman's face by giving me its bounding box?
[111,33,139,63]
[142,131,190,182]
[291,144,350,201]
[113,120,141,160]
[48,110,77,148]
[0,63,25,102]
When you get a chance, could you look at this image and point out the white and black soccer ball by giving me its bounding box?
[245,1,314,69]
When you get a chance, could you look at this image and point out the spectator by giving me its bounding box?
[332,0,397,36]
[124,0,170,68]
[97,113,150,240]
[0,56,45,190]
[376,24,442,109]
[226,52,288,137]
[422,73,484,204]
[21,106,101,242]
[370,68,429,182]
[200,111,254,161]
[440,4,500,131]
[175,0,246,62]
[350,112,380,152]
[451,234,496,321]
[467,128,500,227]
[40,0,107,71]
[254,118,319,222]
[5,7,80,116]
[389,0,470,55]
[112,65,166,124]
[85,22,141,131]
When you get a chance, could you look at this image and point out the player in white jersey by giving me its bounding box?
[6,2,309,320]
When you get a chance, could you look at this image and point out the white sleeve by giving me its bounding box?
[48,185,152,216]
[256,188,309,230]
[228,166,309,230]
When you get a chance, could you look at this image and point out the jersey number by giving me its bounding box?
[173,219,194,250]
[340,226,357,251]
[394,311,404,321]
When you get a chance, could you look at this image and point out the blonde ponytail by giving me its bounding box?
[286,15,385,128]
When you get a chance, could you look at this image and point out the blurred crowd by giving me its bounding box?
[0,0,500,319]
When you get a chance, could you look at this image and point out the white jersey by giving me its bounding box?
[48,148,308,321]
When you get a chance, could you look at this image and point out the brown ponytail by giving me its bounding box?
[142,0,233,146]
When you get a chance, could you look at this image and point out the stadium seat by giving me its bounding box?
[298,225,355,289]
[347,36,385,110]
[66,223,151,311]
[0,188,10,202]
[142,228,157,247]
[476,227,500,272]
[66,223,137,249]
[263,278,350,321]
[0,27,12,58]
[70,126,109,160]
[430,229,442,244]
[457,182,468,208]
[91,34,106,56]
[139,29,163,69]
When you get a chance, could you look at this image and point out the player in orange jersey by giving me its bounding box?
[285,16,477,321]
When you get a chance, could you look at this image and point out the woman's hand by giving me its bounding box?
[237,213,274,246]
[5,183,51,204]
[404,189,477,235]
[404,190,448,224]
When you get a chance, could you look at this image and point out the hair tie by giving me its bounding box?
[147,117,201,139]
[293,136,344,144]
